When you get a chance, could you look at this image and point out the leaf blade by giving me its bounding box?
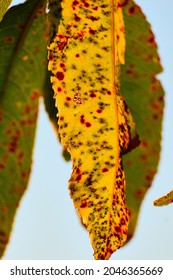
[48,0,130,260]
[0,0,47,257]
[121,1,164,241]
[153,189,173,206]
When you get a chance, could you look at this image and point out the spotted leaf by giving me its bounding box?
[153,189,173,206]
[121,1,164,241]
[48,0,132,260]
[0,0,47,258]
[48,0,137,259]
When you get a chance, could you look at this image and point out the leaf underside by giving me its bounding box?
[0,0,47,258]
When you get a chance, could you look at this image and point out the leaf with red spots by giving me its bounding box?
[153,189,173,206]
[121,1,164,242]
[48,0,130,260]
[0,0,47,257]
[0,0,12,22]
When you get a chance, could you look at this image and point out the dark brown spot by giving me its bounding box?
[74,14,81,21]
[56,71,64,80]
[102,168,109,173]
[57,87,62,92]
[90,92,96,98]
[80,201,88,208]
[86,122,92,127]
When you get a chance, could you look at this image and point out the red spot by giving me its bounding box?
[60,63,65,68]
[9,141,17,153]
[107,90,111,95]
[120,26,124,33]
[1,206,8,214]
[80,115,85,124]
[80,201,88,208]
[135,189,145,198]
[76,174,82,182]
[90,92,96,98]
[6,37,14,43]
[58,41,67,50]
[59,116,64,121]
[145,175,151,181]
[96,109,102,114]
[0,163,5,170]
[106,247,113,254]
[148,33,155,45]
[127,6,135,15]
[6,129,12,135]
[24,105,30,113]
[86,122,91,127]
[120,218,126,225]
[48,54,53,61]
[74,14,81,21]
[18,151,24,160]
[88,16,98,21]
[152,103,159,110]
[158,96,164,102]
[56,71,64,80]
[118,0,129,7]
[58,34,65,39]
[80,119,85,124]
[72,0,79,5]
[126,68,133,75]
[31,91,39,100]
[102,168,109,173]
[76,30,85,41]
[153,114,158,120]
[84,2,90,8]
[89,28,96,35]
[76,168,81,174]
[76,53,80,57]
[141,140,148,148]
[57,87,62,92]
[151,84,157,91]
[93,6,98,10]
[66,96,71,101]
[21,171,27,178]
[114,226,121,233]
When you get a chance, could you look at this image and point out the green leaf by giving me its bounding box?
[0,0,47,258]
[153,189,173,206]
[121,1,164,241]
[0,0,12,22]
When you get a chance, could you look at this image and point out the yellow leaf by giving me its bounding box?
[0,0,12,22]
[48,0,130,260]
[154,189,173,206]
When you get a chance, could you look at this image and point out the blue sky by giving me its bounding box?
[3,0,173,260]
